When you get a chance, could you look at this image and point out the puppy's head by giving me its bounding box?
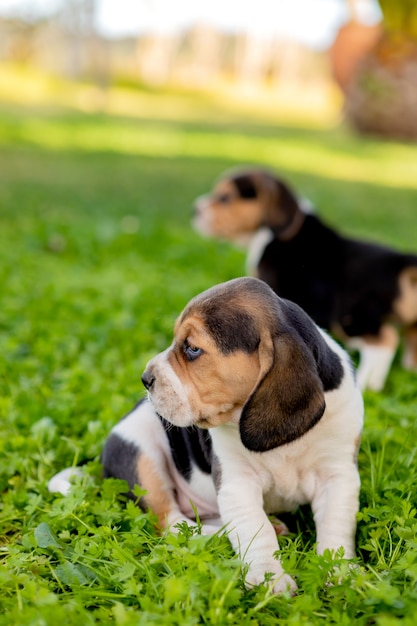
[142,277,326,452]
[193,169,300,242]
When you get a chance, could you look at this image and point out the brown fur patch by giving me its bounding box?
[200,179,265,239]
[137,454,173,529]
[394,267,417,324]
[249,171,298,231]
[403,324,417,370]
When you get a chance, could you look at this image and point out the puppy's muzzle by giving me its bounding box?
[193,201,201,217]
[193,194,210,215]
[141,370,155,391]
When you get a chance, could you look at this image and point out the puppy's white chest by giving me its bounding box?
[254,448,315,513]
[211,425,318,512]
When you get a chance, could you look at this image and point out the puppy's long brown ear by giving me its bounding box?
[240,330,325,452]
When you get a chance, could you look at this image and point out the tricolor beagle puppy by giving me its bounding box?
[193,168,417,391]
[100,277,363,594]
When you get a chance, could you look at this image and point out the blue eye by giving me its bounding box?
[184,342,203,361]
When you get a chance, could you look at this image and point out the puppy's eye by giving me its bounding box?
[183,342,203,361]
[216,193,232,204]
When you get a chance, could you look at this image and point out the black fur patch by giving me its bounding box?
[258,215,342,329]
[280,298,344,392]
[101,433,141,495]
[233,175,258,199]
[159,417,213,480]
[240,396,326,453]
[201,305,260,355]
[257,213,417,337]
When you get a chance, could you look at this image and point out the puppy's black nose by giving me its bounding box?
[141,371,155,390]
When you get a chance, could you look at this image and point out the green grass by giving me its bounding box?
[1,84,417,625]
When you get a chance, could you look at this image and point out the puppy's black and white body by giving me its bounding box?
[194,169,417,391]
[100,278,363,594]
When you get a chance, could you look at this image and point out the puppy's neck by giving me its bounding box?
[239,198,313,272]
[273,206,306,242]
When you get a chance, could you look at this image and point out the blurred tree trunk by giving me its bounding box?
[330,20,381,92]
[341,0,417,139]
[136,34,179,85]
[234,34,273,85]
[345,33,417,139]
[62,0,84,77]
[61,0,109,87]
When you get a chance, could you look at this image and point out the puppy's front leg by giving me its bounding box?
[312,469,360,559]
[350,325,399,391]
[217,481,297,595]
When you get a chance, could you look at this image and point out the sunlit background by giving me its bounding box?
[0,0,381,45]
[1,0,416,139]
[4,0,414,134]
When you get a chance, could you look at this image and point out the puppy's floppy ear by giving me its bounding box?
[252,171,299,231]
[240,330,325,452]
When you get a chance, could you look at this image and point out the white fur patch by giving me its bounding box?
[146,349,195,427]
[246,227,274,275]
[193,195,212,236]
[299,196,315,214]
[349,339,396,391]
[112,400,167,449]
[48,467,84,496]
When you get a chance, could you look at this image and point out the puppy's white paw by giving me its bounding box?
[269,515,290,536]
[245,565,297,595]
[48,467,84,495]
[271,572,298,596]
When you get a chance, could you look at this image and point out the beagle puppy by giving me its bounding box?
[193,168,417,391]
[101,277,363,594]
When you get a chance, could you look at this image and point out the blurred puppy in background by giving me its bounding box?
[193,168,417,391]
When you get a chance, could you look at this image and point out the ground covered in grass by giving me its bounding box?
[1,76,417,625]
